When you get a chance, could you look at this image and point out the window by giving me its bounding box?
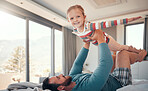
[0,3,63,89]
[55,29,63,75]
[29,20,51,83]
[0,11,26,89]
[125,23,144,49]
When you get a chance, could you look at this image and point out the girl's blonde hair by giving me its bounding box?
[67,5,85,16]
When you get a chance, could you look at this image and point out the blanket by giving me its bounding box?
[7,82,42,91]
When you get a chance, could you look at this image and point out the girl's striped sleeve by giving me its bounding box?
[89,18,128,30]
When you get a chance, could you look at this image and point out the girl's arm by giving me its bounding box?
[88,16,142,30]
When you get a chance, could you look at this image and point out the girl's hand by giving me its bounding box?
[128,16,142,22]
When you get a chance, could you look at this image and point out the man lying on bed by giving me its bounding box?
[42,29,147,91]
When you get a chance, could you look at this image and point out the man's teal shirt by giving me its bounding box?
[69,43,122,91]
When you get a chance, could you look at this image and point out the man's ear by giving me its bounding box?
[57,85,65,90]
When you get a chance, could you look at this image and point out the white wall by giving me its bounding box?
[76,36,98,73]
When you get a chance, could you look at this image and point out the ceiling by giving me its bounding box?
[5,0,148,28]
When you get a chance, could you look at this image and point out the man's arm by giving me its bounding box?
[86,29,113,90]
[69,43,90,75]
[87,43,113,91]
[88,16,142,30]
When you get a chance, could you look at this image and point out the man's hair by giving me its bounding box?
[42,77,60,91]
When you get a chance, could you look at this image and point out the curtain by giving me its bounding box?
[62,27,76,75]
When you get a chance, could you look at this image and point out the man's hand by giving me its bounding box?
[88,29,106,45]
[83,40,90,49]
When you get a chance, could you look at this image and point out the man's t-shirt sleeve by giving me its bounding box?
[87,43,113,91]
[69,47,89,75]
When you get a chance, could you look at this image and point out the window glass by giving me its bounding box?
[126,23,144,49]
[29,20,51,83]
[55,29,63,75]
[0,11,26,90]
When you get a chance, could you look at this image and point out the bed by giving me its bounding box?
[1,79,148,91]
[117,79,148,91]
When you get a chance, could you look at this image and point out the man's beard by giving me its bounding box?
[61,76,72,86]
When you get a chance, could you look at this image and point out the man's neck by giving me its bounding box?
[64,82,76,91]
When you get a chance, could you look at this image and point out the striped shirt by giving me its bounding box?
[73,18,128,45]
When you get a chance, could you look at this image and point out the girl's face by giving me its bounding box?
[67,8,86,30]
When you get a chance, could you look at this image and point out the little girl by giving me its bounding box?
[67,5,147,61]
[67,5,142,53]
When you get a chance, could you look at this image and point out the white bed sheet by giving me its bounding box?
[117,79,148,91]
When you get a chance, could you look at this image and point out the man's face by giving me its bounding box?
[49,74,72,86]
